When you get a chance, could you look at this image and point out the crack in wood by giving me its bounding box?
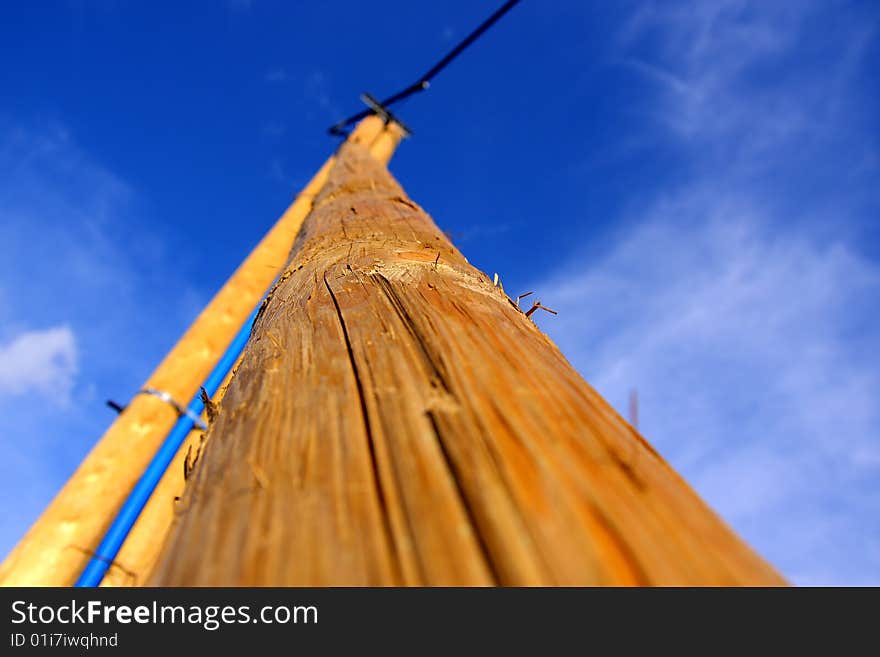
[585,502,650,586]
[425,410,500,585]
[322,272,407,584]
[372,273,453,395]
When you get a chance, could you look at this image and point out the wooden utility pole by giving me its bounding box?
[0,117,391,586]
[149,126,785,585]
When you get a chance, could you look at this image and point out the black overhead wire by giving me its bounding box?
[328,0,522,136]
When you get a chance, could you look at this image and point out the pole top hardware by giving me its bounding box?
[360,93,412,137]
[329,93,413,138]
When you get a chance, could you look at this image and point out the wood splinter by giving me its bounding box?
[199,387,218,424]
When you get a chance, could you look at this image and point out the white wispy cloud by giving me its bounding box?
[533,0,879,584]
[618,0,872,164]
[0,326,78,404]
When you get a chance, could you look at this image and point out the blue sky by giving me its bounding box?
[0,0,877,585]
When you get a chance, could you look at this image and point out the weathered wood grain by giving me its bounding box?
[150,138,785,586]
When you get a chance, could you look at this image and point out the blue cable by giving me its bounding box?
[75,306,261,587]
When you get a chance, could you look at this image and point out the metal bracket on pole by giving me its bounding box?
[359,93,412,137]
[329,93,412,138]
